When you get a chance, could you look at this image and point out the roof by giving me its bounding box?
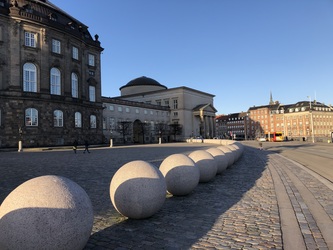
[119,76,167,91]
[193,103,217,113]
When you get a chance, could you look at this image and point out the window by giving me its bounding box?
[25,31,36,47]
[109,117,115,130]
[156,100,161,106]
[72,46,79,60]
[173,99,178,109]
[54,110,63,127]
[75,112,82,128]
[88,54,95,66]
[89,86,95,102]
[71,73,78,98]
[23,63,37,92]
[109,105,114,111]
[52,39,61,54]
[50,68,61,95]
[90,115,96,128]
[135,108,139,114]
[25,108,38,126]
[125,107,130,113]
[164,99,169,107]
[118,106,123,112]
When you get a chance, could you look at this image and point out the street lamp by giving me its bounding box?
[110,129,113,147]
[307,96,315,143]
[18,127,23,152]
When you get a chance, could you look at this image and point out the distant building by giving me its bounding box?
[222,94,333,142]
[0,0,104,148]
[102,97,170,144]
[103,76,217,143]
[216,112,249,140]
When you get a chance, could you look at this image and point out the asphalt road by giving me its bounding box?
[243,140,333,182]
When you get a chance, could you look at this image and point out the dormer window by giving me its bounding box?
[49,13,57,21]
[68,21,76,30]
[24,4,33,13]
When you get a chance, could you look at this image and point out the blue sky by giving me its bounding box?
[51,0,333,114]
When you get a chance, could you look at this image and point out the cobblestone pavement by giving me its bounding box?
[0,143,332,249]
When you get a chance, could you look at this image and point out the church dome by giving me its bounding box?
[119,76,167,96]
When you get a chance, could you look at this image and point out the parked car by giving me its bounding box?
[258,137,266,142]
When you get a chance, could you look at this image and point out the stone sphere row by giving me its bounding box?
[110,142,244,219]
[0,142,244,249]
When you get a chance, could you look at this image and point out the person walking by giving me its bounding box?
[83,140,90,154]
[73,139,78,154]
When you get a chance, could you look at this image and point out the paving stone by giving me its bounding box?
[0,143,331,249]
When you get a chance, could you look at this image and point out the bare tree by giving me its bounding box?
[116,121,133,144]
[155,122,169,142]
[169,123,183,142]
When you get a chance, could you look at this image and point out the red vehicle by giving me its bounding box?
[265,132,284,142]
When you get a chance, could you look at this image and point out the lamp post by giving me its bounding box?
[307,96,315,143]
[109,130,113,147]
[18,127,23,152]
[159,130,162,144]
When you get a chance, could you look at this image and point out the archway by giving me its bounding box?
[133,119,143,144]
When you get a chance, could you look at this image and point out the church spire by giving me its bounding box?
[269,91,274,105]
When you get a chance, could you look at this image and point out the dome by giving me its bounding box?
[119,76,167,96]
[120,76,167,90]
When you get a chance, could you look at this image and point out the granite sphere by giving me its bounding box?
[188,150,217,183]
[226,144,240,161]
[206,147,228,174]
[0,175,93,250]
[110,160,166,219]
[217,146,235,167]
[159,153,200,196]
[228,143,243,160]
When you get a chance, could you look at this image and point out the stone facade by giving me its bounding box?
[0,0,104,148]
[114,77,217,141]
[102,97,171,144]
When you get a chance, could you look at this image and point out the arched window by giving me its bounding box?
[50,68,61,95]
[23,63,37,92]
[25,108,38,126]
[71,73,78,98]
[54,110,63,127]
[90,115,96,128]
[75,112,82,128]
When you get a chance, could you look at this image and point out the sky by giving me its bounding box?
[51,0,333,114]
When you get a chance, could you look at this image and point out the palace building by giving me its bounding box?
[103,76,217,144]
[0,0,104,148]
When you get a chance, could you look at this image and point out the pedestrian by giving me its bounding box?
[83,140,90,154]
[73,139,78,154]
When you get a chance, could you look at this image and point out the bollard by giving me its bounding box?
[109,139,113,147]
[18,140,23,152]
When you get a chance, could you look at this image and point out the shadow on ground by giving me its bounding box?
[84,145,269,249]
